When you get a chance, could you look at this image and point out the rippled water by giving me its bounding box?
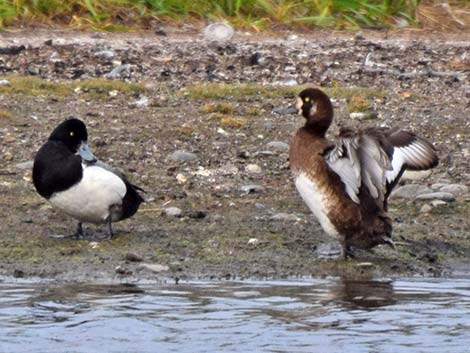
[1,278,470,353]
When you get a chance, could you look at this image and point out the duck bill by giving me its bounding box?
[78,141,97,162]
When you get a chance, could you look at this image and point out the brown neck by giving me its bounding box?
[305,96,333,137]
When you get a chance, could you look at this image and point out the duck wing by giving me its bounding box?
[324,127,438,209]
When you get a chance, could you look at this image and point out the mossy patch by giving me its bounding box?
[0,109,13,120]
[199,102,235,114]
[348,95,373,112]
[73,78,147,98]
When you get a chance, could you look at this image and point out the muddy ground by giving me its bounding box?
[0,28,469,283]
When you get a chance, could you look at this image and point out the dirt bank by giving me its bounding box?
[0,28,469,283]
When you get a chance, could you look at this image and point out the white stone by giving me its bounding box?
[203,22,234,42]
[246,164,262,174]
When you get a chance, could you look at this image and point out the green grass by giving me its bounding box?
[0,75,147,97]
[0,0,467,30]
[182,82,386,100]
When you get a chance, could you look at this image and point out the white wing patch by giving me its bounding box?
[294,173,340,239]
[49,164,126,223]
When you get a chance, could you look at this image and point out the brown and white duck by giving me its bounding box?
[289,88,438,257]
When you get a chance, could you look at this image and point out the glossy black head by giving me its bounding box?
[49,118,88,153]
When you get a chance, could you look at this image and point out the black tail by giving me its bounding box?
[120,181,145,221]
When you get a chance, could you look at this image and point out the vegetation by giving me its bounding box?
[0,0,468,30]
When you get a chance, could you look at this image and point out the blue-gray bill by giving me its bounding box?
[78,141,97,163]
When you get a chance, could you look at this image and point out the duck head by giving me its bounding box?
[49,118,97,162]
[294,88,334,136]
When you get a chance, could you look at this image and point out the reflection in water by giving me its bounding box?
[1,278,470,353]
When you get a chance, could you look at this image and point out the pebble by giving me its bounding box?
[415,192,455,202]
[94,50,115,59]
[131,95,149,108]
[401,170,432,182]
[270,213,301,222]
[266,141,289,152]
[105,64,131,79]
[419,204,433,213]
[125,252,143,262]
[316,243,342,259]
[240,184,265,194]
[245,164,262,174]
[15,160,34,169]
[138,263,170,273]
[349,112,378,120]
[247,238,259,246]
[203,22,234,42]
[391,184,432,199]
[219,163,239,175]
[431,200,447,207]
[167,150,198,162]
[176,173,187,184]
[164,207,183,217]
[0,79,10,86]
[439,184,468,196]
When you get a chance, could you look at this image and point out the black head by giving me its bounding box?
[295,88,334,135]
[49,118,88,153]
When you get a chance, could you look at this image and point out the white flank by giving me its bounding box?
[294,173,340,239]
[49,165,126,223]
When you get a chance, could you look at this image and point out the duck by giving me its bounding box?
[32,118,144,239]
[288,88,438,257]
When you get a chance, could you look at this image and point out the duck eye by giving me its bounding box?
[304,97,310,103]
[70,131,74,137]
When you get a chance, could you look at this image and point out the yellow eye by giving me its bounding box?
[304,97,310,102]
[70,131,74,137]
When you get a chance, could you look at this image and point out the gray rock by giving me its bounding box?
[240,184,265,194]
[125,252,143,262]
[138,263,170,273]
[164,207,183,217]
[15,160,34,169]
[402,170,432,182]
[272,106,297,115]
[266,141,289,152]
[316,243,342,259]
[431,200,447,207]
[203,22,234,42]
[167,150,198,162]
[245,164,262,174]
[105,64,131,79]
[94,50,115,59]
[419,204,432,213]
[270,213,301,222]
[349,112,378,120]
[415,192,455,202]
[391,184,432,199]
[439,184,468,196]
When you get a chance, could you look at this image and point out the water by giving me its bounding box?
[1,278,470,353]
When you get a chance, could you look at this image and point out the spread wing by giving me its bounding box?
[324,127,438,208]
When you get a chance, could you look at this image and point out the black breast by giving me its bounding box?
[32,141,83,199]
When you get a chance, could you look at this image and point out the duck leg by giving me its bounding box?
[73,222,84,239]
[106,219,114,240]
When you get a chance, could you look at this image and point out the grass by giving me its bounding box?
[0,0,468,30]
[182,82,386,100]
[0,75,147,97]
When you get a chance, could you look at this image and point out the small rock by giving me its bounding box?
[167,150,198,162]
[164,207,183,217]
[131,95,149,108]
[15,160,34,169]
[155,28,167,36]
[270,213,301,222]
[266,141,289,152]
[139,263,170,273]
[439,184,468,196]
[0,79,10,86]
[105,64,131,79]
[245,164,262,174]
[13,269,24,278]
[44,39,53,46]
[176,173,187,184]
[203,22,234,42]
[219,164,239,175]
[415,192,455,202]
[0,45,25,55]
[349,112,378,120]
[115,265,132,275]
[419,204,433,213]
[248,238,259,246]
[187,210,207,219]
[272,106,297,115]
[391,184,432,199]
[125,252,143,262]
[401,170,432,182]
[108,90,119,97]
[94,50,115,59]
[240,184,265,194]
[316,243,342,259]
[431,200,447,207]
[356,262,374,268]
